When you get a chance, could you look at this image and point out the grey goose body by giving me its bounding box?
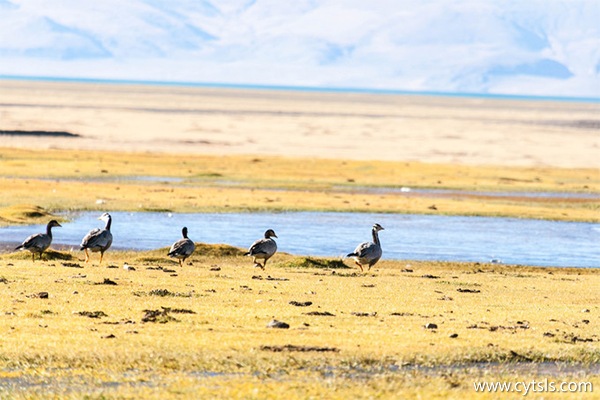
[245,229,278,269]
[168,227,195,267]
[80,212,113,264]
[15,220,61,261]
[347,223,384,271]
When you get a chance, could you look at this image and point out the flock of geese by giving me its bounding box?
[14,213,385,271]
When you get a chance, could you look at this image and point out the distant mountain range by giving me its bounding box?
[1,0,599,98]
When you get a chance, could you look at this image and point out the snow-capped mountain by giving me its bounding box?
[1,0,599,98]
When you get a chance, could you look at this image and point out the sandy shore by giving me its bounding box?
[1,80,598,168]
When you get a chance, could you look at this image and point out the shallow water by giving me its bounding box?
[1,211,598,268]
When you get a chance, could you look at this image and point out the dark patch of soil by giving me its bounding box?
[0,130,80,137]
[260,344,339,352]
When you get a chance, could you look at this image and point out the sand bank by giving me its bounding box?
[0,80,598,168]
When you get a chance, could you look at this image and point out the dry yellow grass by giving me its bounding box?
[0,146,598,398]
[1,147,598,224]
[0,248,599,399]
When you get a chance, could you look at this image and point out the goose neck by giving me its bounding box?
[371,228,380,246]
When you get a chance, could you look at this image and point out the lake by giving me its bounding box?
[1,211,598,268]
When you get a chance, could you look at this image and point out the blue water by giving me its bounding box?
[1,75,599,103]
[1,212,598,268]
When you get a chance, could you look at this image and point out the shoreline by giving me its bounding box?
[3,75,600,103]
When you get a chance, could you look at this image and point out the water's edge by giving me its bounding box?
[1,211,598,268]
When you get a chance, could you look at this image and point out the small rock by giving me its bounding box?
[457,288,481,293]
[101,334,116,339]
[425,323,438,329]
[27,292,49,299]
[96,278,117,285]
[449,333,458,338]
[582,309,590,313]
[266,276,289,281]
[351,312,377,317]
[123,263,135,271]
[267,319,290,329]
[289,301,313,307]
[210,267,221,271]
[304,311,335,316]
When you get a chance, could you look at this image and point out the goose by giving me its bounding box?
[15,220,62,262]
[245,229,277,270]
[168,227,195,267]
[346,223,384,271]
[80,212,113,264]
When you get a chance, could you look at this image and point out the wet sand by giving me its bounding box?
[0,79,599,168]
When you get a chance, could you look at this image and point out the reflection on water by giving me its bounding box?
[0,211,598,268]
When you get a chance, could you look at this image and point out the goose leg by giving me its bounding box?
[84,249,90,263]
[355,261,364,272]
[99,251,104,264]
[31,253,35,262]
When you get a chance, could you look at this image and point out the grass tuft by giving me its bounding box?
[0,204,61,226]
[278,256,349,269]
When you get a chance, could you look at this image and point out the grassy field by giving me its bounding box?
[0,147,598,225]
[0,146,599,398]
[0,248,599,399]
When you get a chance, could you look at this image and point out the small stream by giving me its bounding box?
[1,211,598,268]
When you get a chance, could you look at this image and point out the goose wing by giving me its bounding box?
[168,238,195,258]
[351,241,375,258]
[81,229,113,250]
[247,238,277,257]
[18,233,51,252]
[349,241,382,263]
